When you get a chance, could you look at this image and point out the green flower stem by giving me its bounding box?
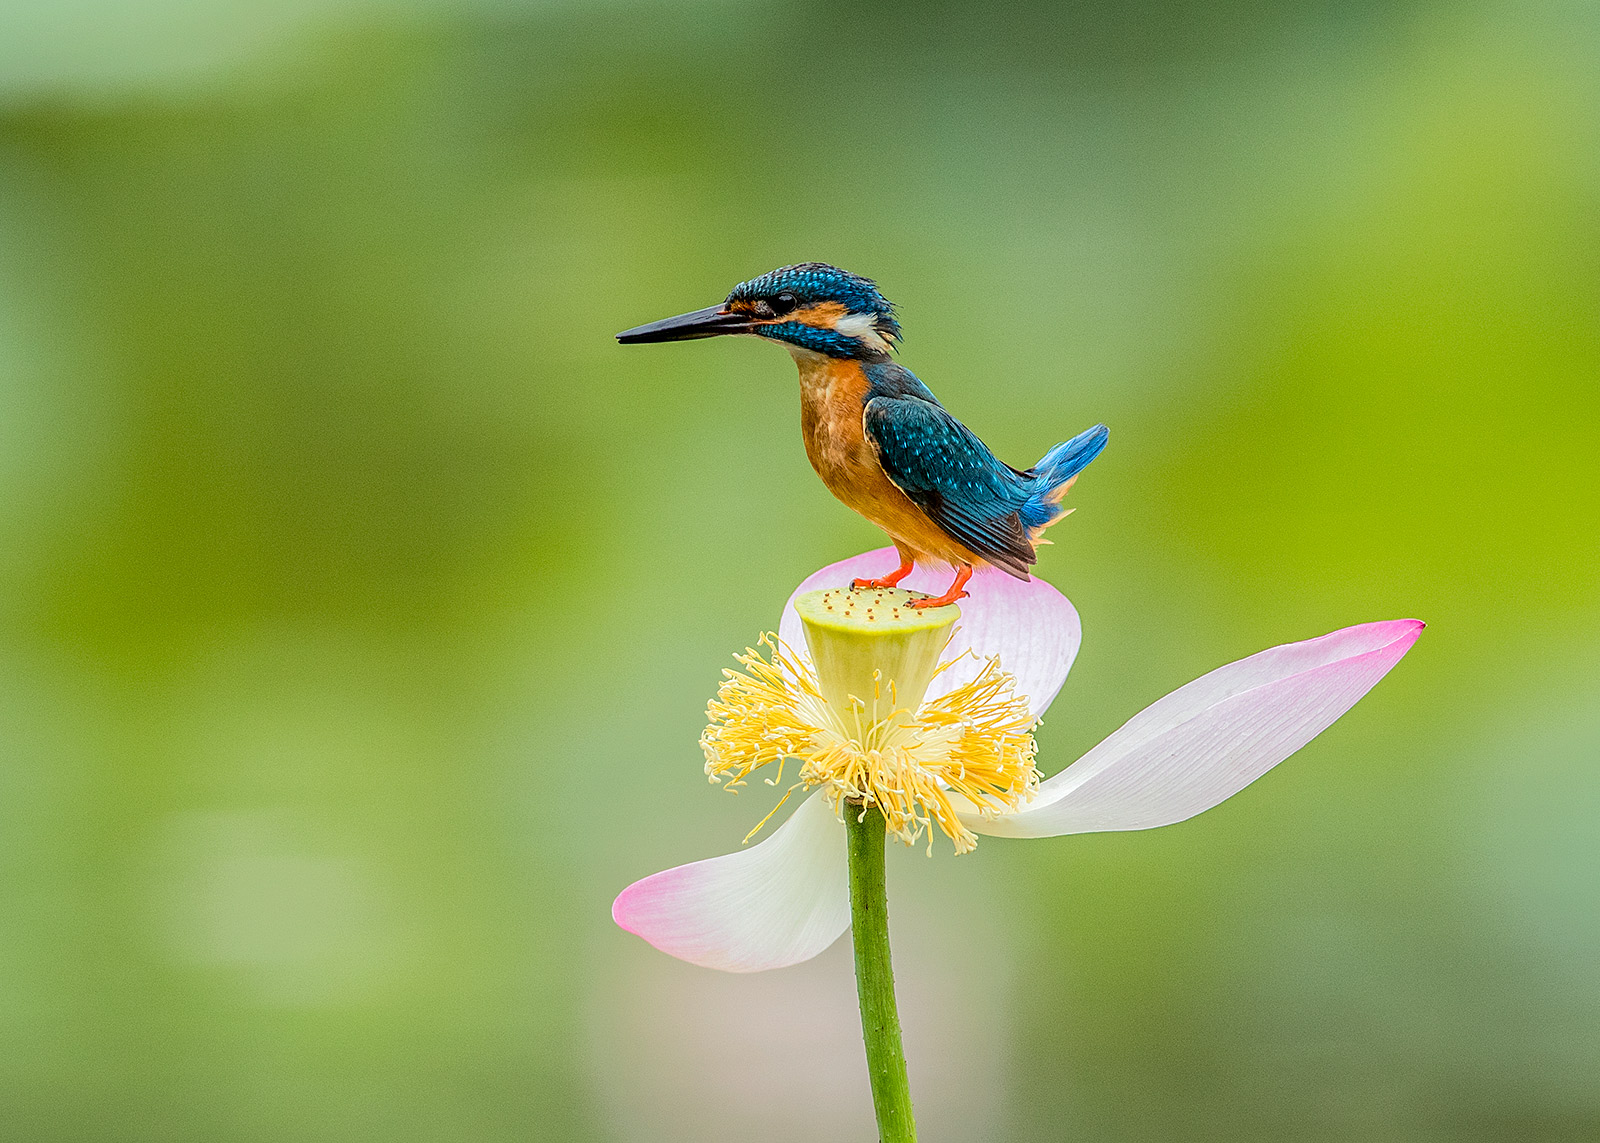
[846,802,917,1143]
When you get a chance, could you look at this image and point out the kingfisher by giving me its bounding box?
[616,263,1108,609]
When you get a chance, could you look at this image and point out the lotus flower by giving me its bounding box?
[614,548,1422,973]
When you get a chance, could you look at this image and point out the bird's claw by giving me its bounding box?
[852,576,899,590]
[907,590,968,610]
[850,561,915,591]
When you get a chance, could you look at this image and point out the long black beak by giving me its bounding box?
[616,304,752,344]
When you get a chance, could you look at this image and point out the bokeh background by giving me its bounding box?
[1,1,1596,1139]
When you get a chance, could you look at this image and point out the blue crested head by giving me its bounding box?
[724,263,901,360]
[615,262,902,360]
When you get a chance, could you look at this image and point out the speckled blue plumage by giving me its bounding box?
[756,321,866,358]
[861,361,1108,576]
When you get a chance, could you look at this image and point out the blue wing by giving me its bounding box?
[863,395,1035,576]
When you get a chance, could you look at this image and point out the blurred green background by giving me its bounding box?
[1,0,1596,1139]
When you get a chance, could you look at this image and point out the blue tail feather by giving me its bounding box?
[1019,423,1109,529]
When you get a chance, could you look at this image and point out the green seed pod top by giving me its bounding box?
[793,587,960,719]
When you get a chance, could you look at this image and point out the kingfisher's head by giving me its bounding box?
[616,263,901,362]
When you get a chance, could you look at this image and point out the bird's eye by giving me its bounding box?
[771,291,799,316]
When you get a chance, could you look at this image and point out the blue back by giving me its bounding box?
[861,361,1108,576]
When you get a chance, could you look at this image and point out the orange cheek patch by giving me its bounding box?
[792,301,849,328]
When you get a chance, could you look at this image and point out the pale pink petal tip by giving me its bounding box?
[967,617,1425,839]
[611,791,849,973]
[778,548,1082,718]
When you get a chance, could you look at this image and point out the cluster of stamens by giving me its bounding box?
[701,634,1040,854]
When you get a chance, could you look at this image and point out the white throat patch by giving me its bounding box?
[833,311,891,354]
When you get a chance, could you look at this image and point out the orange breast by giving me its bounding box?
[793,353,984,568]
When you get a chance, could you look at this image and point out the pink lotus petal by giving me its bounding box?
[612,791,849,972]
[778,547,1081,719]
[966,619,1424,837]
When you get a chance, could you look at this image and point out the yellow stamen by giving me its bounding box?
[701,631,1038,854]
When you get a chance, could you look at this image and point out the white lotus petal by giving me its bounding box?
[612,791,849,972]
[965,620,1424,837]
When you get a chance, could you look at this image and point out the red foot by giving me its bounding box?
[852,558,915,590]
[907,564,973,610]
